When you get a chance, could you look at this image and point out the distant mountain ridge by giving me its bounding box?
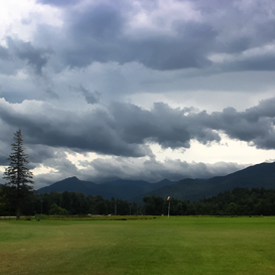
[37,162,275,203]
[37,177,174,200]
[131,162,275,204]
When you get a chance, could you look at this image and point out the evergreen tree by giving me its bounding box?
[3,130,34,219]
[0,186,7,215]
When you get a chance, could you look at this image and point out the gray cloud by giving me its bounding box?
[2,0,275,188]
[26,145,62,165]
[79,85,100,104]
[28,0,275,73]
[45,88,59,99]
[31,151,245,187]
[59,157,246,184]
[0,99,151,157]
[109,99,275,151]
[225,54,275,71]
[61,2,127,68]
[0,146,9,166]
[36,0,80,6]
[4,37,53,75]
[207,100,275,148]
[33,150,80,189]
[110,102,221,149]
[62,4,216,70]
[1,97,275,158]
[0,46,9,60]
[1,0,274,87]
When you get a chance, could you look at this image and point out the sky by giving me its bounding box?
[1,0,275,188]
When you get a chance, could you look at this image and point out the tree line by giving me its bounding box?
[143,187,275,216]
[0,190,141,216]
[2,186,275,216]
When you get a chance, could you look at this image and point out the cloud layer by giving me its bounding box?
[1,0,275,187]
[1,0,275,76]
[1,97,275,157]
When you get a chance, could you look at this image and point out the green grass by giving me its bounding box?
[1,216,275,274]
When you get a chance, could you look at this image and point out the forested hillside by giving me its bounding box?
[37,162,275,204]
[132,162,275,203]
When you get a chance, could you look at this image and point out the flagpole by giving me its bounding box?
[167,196,170,218]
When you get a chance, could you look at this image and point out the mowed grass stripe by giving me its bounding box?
[0,217,275,275]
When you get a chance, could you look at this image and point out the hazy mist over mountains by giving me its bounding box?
[38,162,275,204]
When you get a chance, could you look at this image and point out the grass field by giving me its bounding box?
[1,216,275,275]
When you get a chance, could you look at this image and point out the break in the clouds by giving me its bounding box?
[1,0,275,187]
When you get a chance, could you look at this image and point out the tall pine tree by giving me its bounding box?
[3,130,34,219]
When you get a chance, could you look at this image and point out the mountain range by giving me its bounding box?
[131,162,275,204]
[38,178,174,200]
[37,162,275,204]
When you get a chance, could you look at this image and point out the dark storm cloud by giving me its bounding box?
[29,0,275,73]
[0,150,9,166]
[110,99,275,151]
[226,54,275,71]
[0,99,151,157]
[32,1,216,71]
[109,100,275,151]
[110,102,221,149]
[61,4,216,70]
[26,145,62,164]
[61,2,127,68]
[195,0,275,53]
[128,29,214,70]
[1,97,275,158]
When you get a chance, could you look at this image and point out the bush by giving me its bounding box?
[49,203,69,215]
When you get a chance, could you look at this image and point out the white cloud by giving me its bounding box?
[127,0,202,38]
[0,0,62,45]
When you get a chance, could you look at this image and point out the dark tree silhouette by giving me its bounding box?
[3,130,34,219]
